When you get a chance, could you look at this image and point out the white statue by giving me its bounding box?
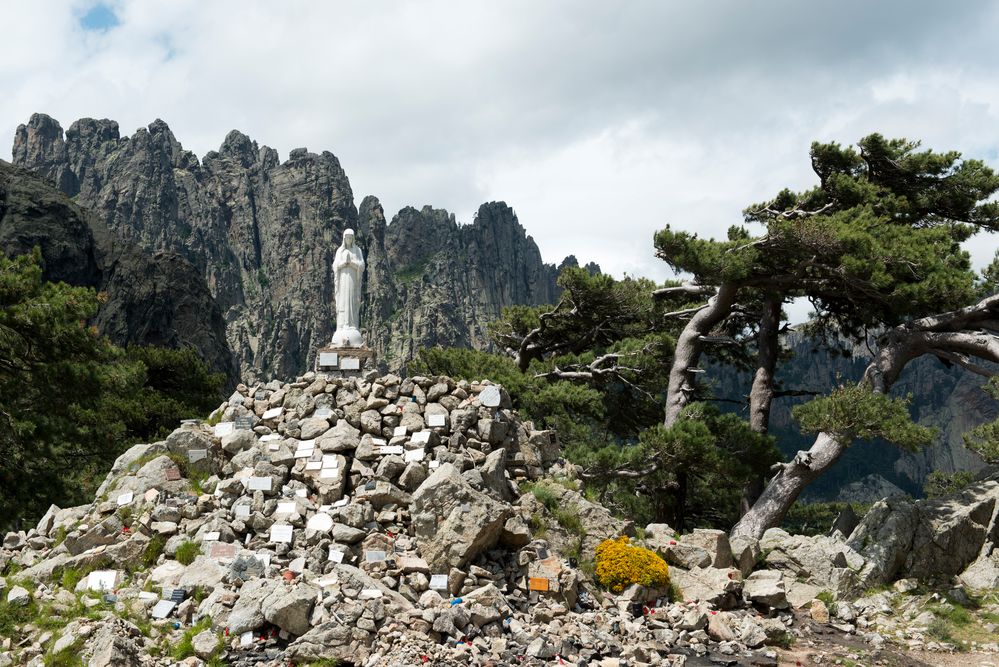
[331,228,365,347]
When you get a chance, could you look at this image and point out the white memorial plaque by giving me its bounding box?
[262,407,283,421]
[240,631,253,647]
[202,531,221,542]
[328,549,346,563]
[294,448,315,459]
[276,501,297,515]
[316,574,339,588]
[377,445,404,455]
[87,570,119,592]
[427,414,446,427]
[358,588,383,599]
[412,431,431,444]
[319,352,339,367]
[365,550,387,563]
[234,504,251,518]
[188,449,207,463]
[479,385,502,407]
[393,426,407,438]
[333,497,349,508]
[247,476,272,491]
[404,448,426,462]
[214,422,234,437]
[314,407,333,418]
[340,357,360,371]
[305,460,322,471]
[299,439,316,448]
[268,443,281,451]
[295,488,307,497]
[138,591,158,601]
[429,460,441,469]
[322,455,339,468]
[116,491,134,506]
[306,513,334,532]
[254,552,271,568]
[429,574,449,590]
[270,524,293,543]
[151,599,176,619]
[260,433,281,442]
[320,468,339,479]
[372,437,387,446]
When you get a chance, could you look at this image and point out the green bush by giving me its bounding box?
[174,541,200,566]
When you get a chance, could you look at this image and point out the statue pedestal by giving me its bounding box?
[315,346,377,378]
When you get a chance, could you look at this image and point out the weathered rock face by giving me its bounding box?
[13,114,570,380]
[0,159,236,382]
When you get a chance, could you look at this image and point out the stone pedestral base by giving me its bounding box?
[315,346,377,378]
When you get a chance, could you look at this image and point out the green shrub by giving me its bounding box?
[174,541,200,565]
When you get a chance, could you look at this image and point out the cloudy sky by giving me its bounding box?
[4,1,999,304]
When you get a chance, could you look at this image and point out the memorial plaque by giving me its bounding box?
[314,407,333,418]
[377,445,404,455]
[429,574,449,590]
[268,443,280,451]
[188,449,207,463]
[372,437,387,446]
[404,448,425,463]
[138,591,158,601]
[116,491,134,506]
[358,588,383,599]
[365,550,387,563]
[333,497,349,508]
[295,488,307,497]
[306,513,334,532]
[294,447,315,459]
[528,577,550,592]
[305,460,322,471]
[235,416,254,430]
[328,549,346,563]
[214,422,234,437]
[479,385,502,407]
[247,476,272,491]
[254,552,272,567]
[427,414,446,427]
[276,501,297,515]
[429,460,441,469]
[165,467,182,482]
[536,547,549,560]
[202,531,221,542]
[460,503,471,513]
[151,600,176,619]
[233,504,251,518]
[270,524,293,543]
[322,454,339,468]
[320,468,339,480]
[240,631,253,647]
[87,570,119,592]
[340,356,361,371]
[299,439,316,448]
[412,431,431,444]
[393,426,407,438]
[262,407,283,421]
[316,574,339,588]
[319,352,339,367]
[260,434,281,442]
[170,588,189,603]
[365,481,377,491]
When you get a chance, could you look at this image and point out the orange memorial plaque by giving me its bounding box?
[528,577,550,592]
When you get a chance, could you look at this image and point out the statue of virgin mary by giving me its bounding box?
[331,228,365,347]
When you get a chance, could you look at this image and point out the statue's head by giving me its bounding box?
[343,228,355,248]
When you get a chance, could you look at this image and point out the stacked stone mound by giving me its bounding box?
[0,372,815,667]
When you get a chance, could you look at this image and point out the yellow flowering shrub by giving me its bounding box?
[594,536,670,593]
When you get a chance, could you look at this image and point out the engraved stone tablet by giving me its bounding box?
[404,448,425,462]
[305,460,322,471]
[314,407,333,418]
[365,550,387,563]
[209,542,237,560]
[151,599,176,619]
[214,422,234,437]
[295,488,307,497]
[427,414,446,427]
[247,477,272,491]
[276,501,297,515]
[116,491,134,506]
[322,455,339,468]
[319,352,339,367]
[479,385,501,407]
[268,443,280,451]
[429,460,440,469]
[528,577,550,592]
[234,504,251,518]
[240,631,253,647]
[202,531,221,542]
[393,426,407,438]
[165,467,182,482]
[429,574,449,590]
[377,445,404,455]
[270,524,293,543]
[254,552,271,567]
[412,431,431,444]
[294,447,315,459]
[262,407,283,421]
[328,549,346,563]
[340,357,361,371]
[188,449,207,463]
[307,513,334,532]
[235,416,254,430]
[320,468,339,480]
[260,434,281,442]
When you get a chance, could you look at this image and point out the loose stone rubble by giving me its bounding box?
[2,372,998,666]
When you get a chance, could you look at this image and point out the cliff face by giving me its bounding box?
[13,114,565,380]
[0,160,236,383]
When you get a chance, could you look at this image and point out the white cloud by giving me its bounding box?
[3,0,999,314]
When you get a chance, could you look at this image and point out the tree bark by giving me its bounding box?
[732,293,999,539]
[663,282,739,426]
[741,294,782,514]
